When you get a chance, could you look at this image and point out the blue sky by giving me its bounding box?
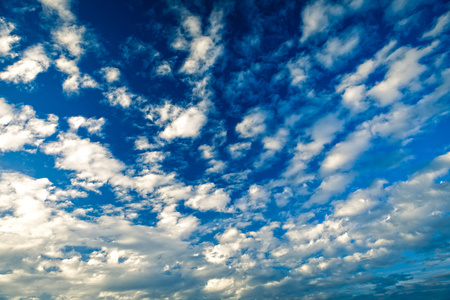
[0,0,450,299]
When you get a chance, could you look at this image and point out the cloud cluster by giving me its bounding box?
[0,98,58,152]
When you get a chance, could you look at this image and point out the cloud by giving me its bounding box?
[55,56,98,93]
[0,44,50,83]
[367,41,438,106]
[104,86,136,108]
[52,25,86,57]
[185,183,231,212]
[157,204,199,238]
[315,29,360,68]
[175,8,225,75]
[236,108,268,139]
[38,0,75,22]
[284,113,344,180]
[423,11,450,38]
[300,0,345,42]
[67,116,105,135]
[0,171,205,299]
[228,142,252,159]
[305,173,354,207]
[0,18,20,57]
[336,40,397,111]
[0,98,58,152]
[42,132,127,191]
[159,104,208,141]
[155,61,172,76]
[235,184,270,211]
[204,277,234,293]
[286,56,310,87]
[333,179,386,217]
[101,66,121,83]
[321,126,372,174]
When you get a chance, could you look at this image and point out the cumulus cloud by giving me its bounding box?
[159,106,207,140]
[320,127,372,174]
[286,56,310,87]
[52,25,86,57]
[147,100,210,141]
[0,44,50,83]
[104,86,136,108]
[42,132,127,191]
[55,56,98,93]
[228,142,252,159]
[185,183,231,212]
[284,114,344,180]
[236,108,268,139]
[0,18,20,57]
[68,116,105,135]
[175,8,225,75]
[336,40,397,111]
[333,179,386,217]
[305,173,354,207]
[422,11,450,38]
[38,0,75,21]
[155,61,172,76]
[101,66,121,83]
[0,171,206,299]
[0,98,58,152]
[315,29,360,68]
[368,41,438,106]
[300,0,345,42]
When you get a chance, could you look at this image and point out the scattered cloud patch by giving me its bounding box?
[0,44,50,83]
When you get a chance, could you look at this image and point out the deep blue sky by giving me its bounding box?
[0,0,450,299]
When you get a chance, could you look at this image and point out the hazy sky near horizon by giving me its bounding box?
[1,0,450,299]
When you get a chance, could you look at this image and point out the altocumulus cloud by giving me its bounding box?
[0,0,450,299]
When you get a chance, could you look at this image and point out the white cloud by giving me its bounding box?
[176,8,225,75]
[263,128,289,151]
[0,98,58,152]
[157,204,199,238]
[287,56,309,87]
[55,56,98,93]
[159,105,207,141]
[38,0,75,21]
[68,116,105,135]
[300,0,345,42]
[185,183,230,212]
[336,40,397,111]
[342,84,366,112]
[134,136,159,151]
[236,108,268,139]
[42,132,127,191]
[337,40,397,93]
[368,41,438,106]
[274,187,293,207]
[204,278,234,292]
[133,172,176,196]
[315,30,360,68]
[422,11,450,38]
[305,173,354,207]
[0,44,50,83]
[104,86,135,108]
[320,127,372,174]
[228,142,251,159]
[0,18,20,57]
[155,61,172,76]
[284,114,344,179]
[334,179,386,217]
[52,25,86,57]
[235,184,270,211]
[101,66,121,83]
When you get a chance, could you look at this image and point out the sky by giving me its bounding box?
[0,0,450,299]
